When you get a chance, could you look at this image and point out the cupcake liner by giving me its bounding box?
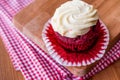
[42,19,109,66]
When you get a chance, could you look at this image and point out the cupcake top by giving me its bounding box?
[51,0,98,38]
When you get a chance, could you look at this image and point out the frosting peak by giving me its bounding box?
[51,0,98,38]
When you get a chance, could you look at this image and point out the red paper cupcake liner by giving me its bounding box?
[42,19,109,66]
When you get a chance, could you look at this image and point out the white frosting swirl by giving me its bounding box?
[51,0,98,38]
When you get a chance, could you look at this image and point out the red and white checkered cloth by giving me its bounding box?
[0,0,120,80]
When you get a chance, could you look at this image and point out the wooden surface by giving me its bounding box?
[0,0,120,80]
[0,38,24,80]
[13,0,120,50]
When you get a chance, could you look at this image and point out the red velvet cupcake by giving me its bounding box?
[42,0,109,77]
[42,19,109,76]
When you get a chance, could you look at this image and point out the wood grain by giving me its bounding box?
[0,0,120,80]
[0,38,24,80]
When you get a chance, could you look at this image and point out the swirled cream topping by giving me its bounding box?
[51,0,98,38]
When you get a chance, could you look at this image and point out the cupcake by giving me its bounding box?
[42,0,109,76]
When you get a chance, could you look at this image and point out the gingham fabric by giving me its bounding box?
[0,0,120,80]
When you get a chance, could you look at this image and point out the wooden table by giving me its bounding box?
[0,0,120,80]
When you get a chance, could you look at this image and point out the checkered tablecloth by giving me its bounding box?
[0,0,120,80]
